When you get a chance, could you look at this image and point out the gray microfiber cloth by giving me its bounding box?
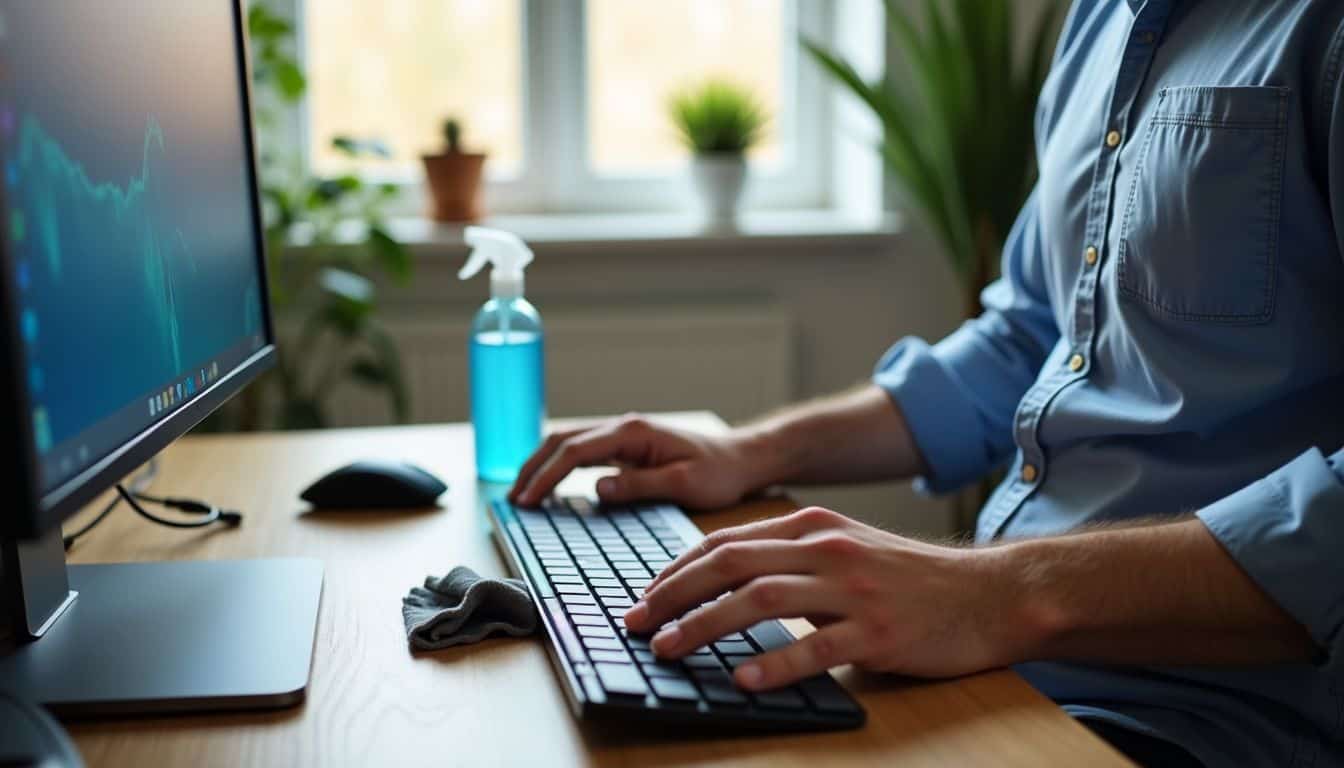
[402,566,538,650]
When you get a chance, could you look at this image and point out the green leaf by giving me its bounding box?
[248,5,292,42]
[331,136,393,158]
[272,58,307,101]
[367,225,411,283]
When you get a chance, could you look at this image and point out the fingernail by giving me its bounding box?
[624,601,648,626]
[596,477,615,497]
[736,663,763,689]
[652,623,682,655]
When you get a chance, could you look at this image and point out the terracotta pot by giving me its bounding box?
[421,152,486,222]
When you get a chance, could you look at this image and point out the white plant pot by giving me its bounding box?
[690,154,747,230]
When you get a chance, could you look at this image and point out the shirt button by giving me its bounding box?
[1020,464,1039,483]
[1068,354,1085,372]
[1105,130,1122,148]
[1084,246,1098,265]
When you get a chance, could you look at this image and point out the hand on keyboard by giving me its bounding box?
[509,414,772,511]
[622,506,1014,692]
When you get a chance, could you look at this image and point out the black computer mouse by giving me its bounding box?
[300,460,448,509]
[0,690,83,768]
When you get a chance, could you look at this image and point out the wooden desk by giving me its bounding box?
[62,412,1128,767]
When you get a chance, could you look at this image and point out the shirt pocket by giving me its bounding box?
[1116,85,1289,324]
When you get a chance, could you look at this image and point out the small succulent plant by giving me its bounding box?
[442,118,462,153]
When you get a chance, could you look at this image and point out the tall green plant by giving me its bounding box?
[207,2,413,431]
[804,0,1061,317]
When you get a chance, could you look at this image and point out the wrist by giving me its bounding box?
[727,421,795,493]
[972,540,1074,666]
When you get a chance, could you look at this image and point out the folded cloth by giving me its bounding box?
[402,566,538,650]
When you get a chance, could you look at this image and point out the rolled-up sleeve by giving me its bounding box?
[873,187,1060,493]
[1196,447,1344,675]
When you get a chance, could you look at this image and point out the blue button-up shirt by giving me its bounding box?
[873,1,1344,765]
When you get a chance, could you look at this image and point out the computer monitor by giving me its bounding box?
[0,1,321,715]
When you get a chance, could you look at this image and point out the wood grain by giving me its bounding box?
[60,413,1129,767]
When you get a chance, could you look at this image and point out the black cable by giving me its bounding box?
[62,460,241,549]
[115,485,242,528]
[63,459,159,550]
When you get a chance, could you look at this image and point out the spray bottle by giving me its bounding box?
[458,226,544,482]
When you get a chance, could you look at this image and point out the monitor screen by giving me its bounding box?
[0,2,267,496]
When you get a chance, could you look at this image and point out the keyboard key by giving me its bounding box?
[560,593,597,606]
[713,640,753,655]
[700,682,749,707]
[567,604,604,616]
[556,584,590,595]
[650,678,701,702]
[753,688,808,710]
[594,664,648,697]
[544,566,578,577]
[578,673,606,704]
[588,578,622,588]
[746,621,794,652]
[594,587,631,598]
[594,661,645,699]
[570,614,609,627]
[550,574,585,585]
[623,577,652,588]
[582,637,625,652]
[577,624,616,638]
[589,650,633,664]
[542,599,585,661]
[600,596,634,609]
[682,655,725,670]
[624,635,651,650]
[641,662,684,678]
[632,650,657,663]
[798,675,861,714]
[691,668,735,686]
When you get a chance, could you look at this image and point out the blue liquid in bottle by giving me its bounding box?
[469,296,544,482]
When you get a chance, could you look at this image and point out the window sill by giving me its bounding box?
[378,209,904,254]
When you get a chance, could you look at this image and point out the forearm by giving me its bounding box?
[733,384,928,488]
[990,518,1317,667]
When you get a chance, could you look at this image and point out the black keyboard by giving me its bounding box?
[489,496,866,731]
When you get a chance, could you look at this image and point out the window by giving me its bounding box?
[305,0,523,178]
[297,0,830,214]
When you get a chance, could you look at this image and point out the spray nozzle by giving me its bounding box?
[459,226,534,298]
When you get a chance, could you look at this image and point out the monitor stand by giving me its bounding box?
[0,528,323,717]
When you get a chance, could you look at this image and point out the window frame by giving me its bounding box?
[286,0,834,216]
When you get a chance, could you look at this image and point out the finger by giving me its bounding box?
[647,575,848,660]
[627,539,826,633]
[647,506,847,592]
[734,620,868,692]
[595,465,685,505]
[509,427,588,502]
[515,422,650,506]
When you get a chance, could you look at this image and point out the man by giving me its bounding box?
[510,1,1344,765]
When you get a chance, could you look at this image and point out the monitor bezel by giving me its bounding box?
[0,0,277,539]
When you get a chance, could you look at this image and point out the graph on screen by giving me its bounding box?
[15,114,188,374]
[7,111,261,451]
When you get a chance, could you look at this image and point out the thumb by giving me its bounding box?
[596,466,683,504]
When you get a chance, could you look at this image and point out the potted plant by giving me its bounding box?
[421,118,486,222]
[668,80,768,229]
